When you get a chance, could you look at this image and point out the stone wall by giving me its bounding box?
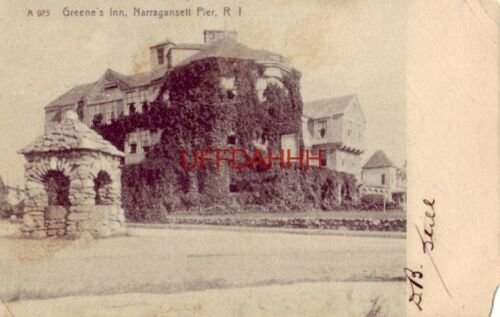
[21,150,126,238]
[161,216,406,232]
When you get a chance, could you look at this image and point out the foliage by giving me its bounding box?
[95,57,360,220]
[359,194,398,211]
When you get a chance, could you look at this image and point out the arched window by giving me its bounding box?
[43,170,70,206]
[94,171,112,205]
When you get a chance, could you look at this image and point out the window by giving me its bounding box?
[77,101,84,121]
[320,128,326,138]
[143,146,150,153]
[94,171,112,205]
[126,91,141,114]
[43,171,70,206]
[86,105,100,126]
[130,143,137,154]
[229,183,238,193]
[129,103,136,114]
[229,177,238,193]
[157,47,164,65]
[139,89,148,103]
[104,102,119,123]
[92,113,103,127]
[227,134,236,146]
[142,102,148,113]
[104,83,118,90]
[316,120,327,139]
[320,154,327,167]
[381,174,386,185]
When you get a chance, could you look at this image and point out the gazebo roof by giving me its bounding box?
[19,111,124,157]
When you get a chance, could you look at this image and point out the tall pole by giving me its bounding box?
[383,190,386,213]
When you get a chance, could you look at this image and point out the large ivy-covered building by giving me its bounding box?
[41,30,365,214]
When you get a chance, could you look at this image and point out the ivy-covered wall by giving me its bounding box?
[93,57,356,220]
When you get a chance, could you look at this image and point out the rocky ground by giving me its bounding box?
[0,221,406,316]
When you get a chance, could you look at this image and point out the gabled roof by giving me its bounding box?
[106,69,133,89]
[124,64,170,87]
[45,82,96,109]
[19,111,123,157]
[149,38,174,48]
[363,150,395,169]
[303,94,357,118]
[45,65,171,109]
[178,38,286,66]
[45,37,288,110]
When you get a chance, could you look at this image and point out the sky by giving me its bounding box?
[0,0,406,186]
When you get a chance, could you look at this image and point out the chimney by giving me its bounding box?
[203,30,237,44]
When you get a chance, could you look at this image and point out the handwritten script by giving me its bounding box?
[405,198,452,312]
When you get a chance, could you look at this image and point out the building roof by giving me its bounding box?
[45,82,96,109]
[178,38,286,66]
[19,111,124,157]
[120,65,170,87]
[149,38,175,48]
[303,94,357,118]
[172,43,207,50]
[45,65,171,109]
[45,37,288,110]
[362,150,395,169]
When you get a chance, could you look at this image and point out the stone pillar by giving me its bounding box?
[21,171,48,238]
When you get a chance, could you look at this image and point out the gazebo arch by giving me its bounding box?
[19,111,126,239]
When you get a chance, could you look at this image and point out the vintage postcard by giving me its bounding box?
[0,0,497,316]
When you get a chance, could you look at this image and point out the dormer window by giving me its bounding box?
[157,47,164,65]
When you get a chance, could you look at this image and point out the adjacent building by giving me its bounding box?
[302,95,366,177]
[359,150,406,205]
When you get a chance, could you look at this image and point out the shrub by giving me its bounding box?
[360,194,392,211]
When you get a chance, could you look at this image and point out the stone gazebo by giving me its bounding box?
[19,111,126,238]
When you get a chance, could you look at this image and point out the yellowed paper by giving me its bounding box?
[0,0,497,316]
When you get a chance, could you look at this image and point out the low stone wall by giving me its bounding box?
[160,217,406,232]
